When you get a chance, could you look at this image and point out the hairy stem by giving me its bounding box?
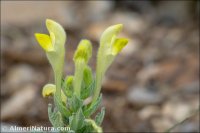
[74,60,85,97]
[93,69,103,103]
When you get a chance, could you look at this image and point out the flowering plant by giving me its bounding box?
[35,19,128,133]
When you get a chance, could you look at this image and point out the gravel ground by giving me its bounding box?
[1,1,199,132]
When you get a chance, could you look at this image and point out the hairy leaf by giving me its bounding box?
[67,94,83,112]
[95,107,105,126]
[69,109,85,131]
[48,104,64,128]
[83,94,102,117]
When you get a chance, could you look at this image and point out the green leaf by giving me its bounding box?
[67,94,83,112]
[95,107,105,126]
[54,95,71,121]
[81,79,95,100]
[48,104,64,129]
[83,66,93,87]
[83,94,102,117]
[63,76,74,98]
[69,109,85,131]
[80,65,94,99]
[79,124,93,133]
[84,119,102,133]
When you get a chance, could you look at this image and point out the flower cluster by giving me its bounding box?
[35,19,128,133]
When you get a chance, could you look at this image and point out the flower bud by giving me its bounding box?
[73,39,92,63]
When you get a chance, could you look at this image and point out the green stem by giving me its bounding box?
[93,69,103,103]
[47,52,64,98]
[47,52,64,109]
[53,65,63,111]
[74,60,85,97]
[55,70,62,97]
[92,48,106,103]
[54,57,64,98]
[93,53,107,103]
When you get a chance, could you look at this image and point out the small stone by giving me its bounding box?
[151,116,173,132]
[83,1,114,22]
[84,22,107,41]
[180,81,199,95]
[127,87,164,106]
[164,28,183,47]
[174,121,200,132]
[1,1,69,26]
[110,12,149,35]
[136,65,161,85]
[1,84,37,120]
[157,1,193,25]
[4,64,40,95]
[138,105,160,120]
[64,1,114,29]
[102,75,129,92]
[162,101,193,122]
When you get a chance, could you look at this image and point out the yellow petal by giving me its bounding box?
[112,38,128,55]
[42,84,56,97]
[42,84,67,103]
[35,33,54,52]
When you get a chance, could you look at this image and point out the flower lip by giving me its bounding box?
[111,38,128,55]
[35,33,55,52]
[42,84,56,97]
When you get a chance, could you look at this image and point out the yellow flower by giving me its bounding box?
[42,84,67,102]
[100,24,128,56]
[93,24,128,102]
[100,24,123,47]
[42,84,56,97]
[35,19,66,52]
[35,19,66,98]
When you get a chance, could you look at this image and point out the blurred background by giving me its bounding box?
[1,1,199,132]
